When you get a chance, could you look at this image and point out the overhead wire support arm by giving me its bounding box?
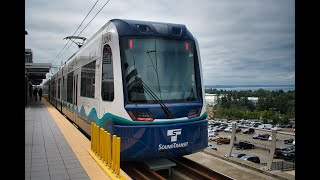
[63,36,87,48]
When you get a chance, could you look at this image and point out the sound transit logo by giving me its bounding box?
[158,129,188,151]
[167,129,182,142]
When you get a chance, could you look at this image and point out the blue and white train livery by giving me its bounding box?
[42,19,208,161]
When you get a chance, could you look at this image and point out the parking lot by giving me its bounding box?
[207,124,295,164]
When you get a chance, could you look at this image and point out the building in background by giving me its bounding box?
[25,30,51,106]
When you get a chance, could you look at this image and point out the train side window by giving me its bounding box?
[63,75,67,101]
[80,60,96,98]
[67,72,74,103]
[101,44,114,101]
[58,78,61,99]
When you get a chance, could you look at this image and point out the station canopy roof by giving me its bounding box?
[25,63,52,85]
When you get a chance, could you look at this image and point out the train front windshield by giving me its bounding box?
[120,37,200,103]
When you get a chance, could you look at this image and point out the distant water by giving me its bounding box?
[204,85,295,92]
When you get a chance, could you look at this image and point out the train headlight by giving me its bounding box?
[127,111,154,121]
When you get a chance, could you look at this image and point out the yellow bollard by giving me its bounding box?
[112,135,116,171]
[91,122,93,150]
[101,129,104,162]
[95,125,98,153]
[94,124,97,153]
[115,137,121,176]
[107,133,111,167]
[97,126,101,156]
[96,125,100,155]
[100,128,104,159]
[91,123,94,151]
[93,123,96,152]
[104,131,108,163]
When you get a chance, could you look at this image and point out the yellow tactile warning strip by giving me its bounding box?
[88,150,127,180]
[44,100,131,180]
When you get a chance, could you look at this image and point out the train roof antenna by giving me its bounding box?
[63,36,87,48]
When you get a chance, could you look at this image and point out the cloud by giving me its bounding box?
[26,0,295,86]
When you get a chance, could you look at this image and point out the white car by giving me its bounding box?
[209,135,219,141]
[263,124,273,130]
[272,127,282,131]
[223,127,232,132]
[268,135,278,141]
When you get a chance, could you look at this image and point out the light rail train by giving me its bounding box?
[43,19,208,161]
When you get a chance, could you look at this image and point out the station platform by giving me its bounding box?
[25,99,115,180]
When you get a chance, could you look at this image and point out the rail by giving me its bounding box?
[122,157,234,180]
[122,162,166,180]
[170,157,235,180]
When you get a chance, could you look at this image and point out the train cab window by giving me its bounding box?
[101,44,114,101]
[80,61,96,98]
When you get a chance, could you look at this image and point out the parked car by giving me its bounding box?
[208,143,218,151]
[223,127,232,132]
[284,138,294,144]
[231,152,247,158]
[268,135,278,141]
[215,137,230,144]
[212,122,221,126]
[252,123,262,127]
[281,149,295,161]
[240,155,260,164]
[275,124,286,128]
[234,140,254,150]
[274,145,295,158]
[215,126,226,131]
[258,134,270,141]
[242,128,255,134]
[209,135,219,141]
[258,124,272,130]
[263,124,273,130]
[272,127,282,131]
[252,133,261,139]
[224,127,241,133]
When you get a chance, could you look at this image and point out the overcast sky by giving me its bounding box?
[25,0,295,86]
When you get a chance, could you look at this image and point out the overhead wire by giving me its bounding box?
[53,0,111,67]
[51,0,100,67]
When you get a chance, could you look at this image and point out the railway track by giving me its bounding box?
[121,157,234,180]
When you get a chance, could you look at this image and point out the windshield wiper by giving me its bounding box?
[135,76,175,119]
[146,49,162,100]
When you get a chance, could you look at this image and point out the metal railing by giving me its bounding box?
[261,160,295,171]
